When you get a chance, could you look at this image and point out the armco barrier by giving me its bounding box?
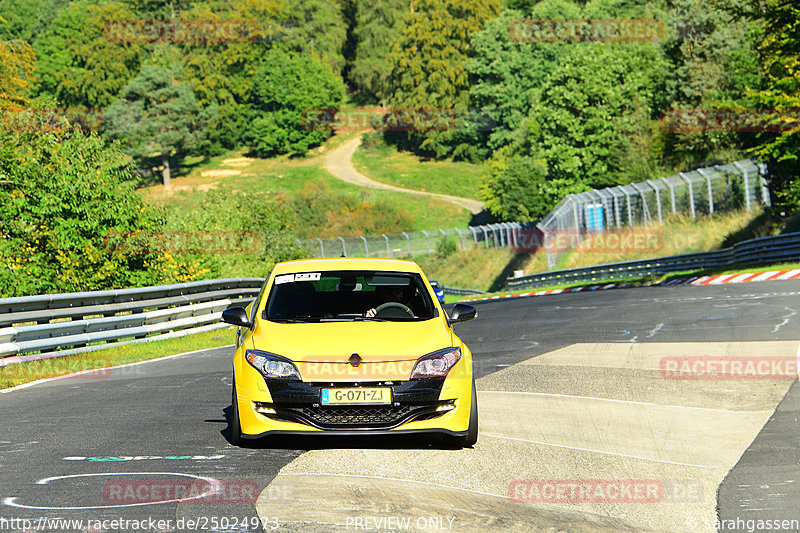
[0,278,264,365]
[508,232,800,290]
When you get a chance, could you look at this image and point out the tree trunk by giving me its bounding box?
[162,151,171,188]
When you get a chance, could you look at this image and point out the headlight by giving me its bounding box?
[410,347,461,379]
[245,350,301,380]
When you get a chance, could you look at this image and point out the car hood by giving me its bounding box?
[250,319,454,382]
[251,319,452,362]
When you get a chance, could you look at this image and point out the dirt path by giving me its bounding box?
[324,134,485,214]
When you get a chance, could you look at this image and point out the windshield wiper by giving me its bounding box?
[270,318,321,323]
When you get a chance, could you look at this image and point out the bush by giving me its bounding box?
[0,105,192,296]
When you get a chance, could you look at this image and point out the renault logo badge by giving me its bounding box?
[348,353,362,367]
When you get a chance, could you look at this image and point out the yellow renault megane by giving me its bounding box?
[221,258,478,447]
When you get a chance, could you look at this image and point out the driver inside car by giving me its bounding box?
[365,285,415,318]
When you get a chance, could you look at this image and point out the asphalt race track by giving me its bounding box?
[1,281,798,533]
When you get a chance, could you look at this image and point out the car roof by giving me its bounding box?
[271,257,424,276]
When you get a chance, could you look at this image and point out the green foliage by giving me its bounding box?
[384,0,500,159]
[164,188,302,279]
[0,104,187,297]
[103,63,211,185]
[246,49,345,156]
[435,235,458,259]
[286,180,414,239]
[278,0,349,73]
[34,1,143,109]
[480,153,589,221]
[733,0,800,211]
[349,0,406,100]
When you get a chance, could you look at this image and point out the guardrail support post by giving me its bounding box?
[454,228,464,250]
[316,238,324,258]
[402,232,411,255]
[338,236,347,257]
[422,230,431,254]
[482,227,489,248]
[360,236,368,257]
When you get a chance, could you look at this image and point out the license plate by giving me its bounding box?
[321,387,392,405]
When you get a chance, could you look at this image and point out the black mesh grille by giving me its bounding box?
[278,404,439,429]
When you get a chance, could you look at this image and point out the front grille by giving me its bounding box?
[275,403,440,429]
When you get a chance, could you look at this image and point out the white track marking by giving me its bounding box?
[0,345,234,394]
[477,390,771,414]
[481,434,729,469]
[2,472,219,510]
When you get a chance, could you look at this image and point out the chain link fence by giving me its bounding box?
[299,159,768,264]
[298,222,538,259]
[537,159,769,269]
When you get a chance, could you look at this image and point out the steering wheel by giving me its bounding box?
[374,302,414,318]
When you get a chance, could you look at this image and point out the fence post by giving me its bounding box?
[679,173,696,219]
[732,162,751,211]
[647,181,663,224]
[422,230,431,254]
[482,226,489,248]
[469,227,478,247]
[360,236,368,257]
[454,228,464,250]
[697,169,714,215]
[402,232,411,255]
[338,236,347,257]
[622,188,634,227]
[382,234,390,256]
[316,238,324,258]
[662,178,677,215]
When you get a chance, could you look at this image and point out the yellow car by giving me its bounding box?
[221,258,478,447]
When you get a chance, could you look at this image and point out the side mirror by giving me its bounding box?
[221,306,252,328]
[448,303,477,325]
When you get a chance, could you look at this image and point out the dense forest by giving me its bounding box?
[0,0,797,295]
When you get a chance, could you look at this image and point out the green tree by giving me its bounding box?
[179,0,284,151]
[278,0,349,74]
[34,1,143,109]
[384,0,500,159]
[0,23,36,109]
[349,0,406,100]
[480,151,589,221]
[0,104,186,297]
[103,63,210,187]
[732,0,800,210]
[246,49,344,156]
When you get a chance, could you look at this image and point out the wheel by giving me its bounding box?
[374,302,414,318]
[230,377,243,447]
[463,379,479,447]
[445,379,478,448]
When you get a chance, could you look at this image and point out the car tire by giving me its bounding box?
[231,377,243,447]
[446,379,478,448]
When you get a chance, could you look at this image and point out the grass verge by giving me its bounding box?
[0,327,235,390]
[351,139,484,201]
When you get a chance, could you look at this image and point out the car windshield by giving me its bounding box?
[264,270,436,322]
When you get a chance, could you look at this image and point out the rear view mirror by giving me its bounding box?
[448,303,477,325]
[221,306,252,328]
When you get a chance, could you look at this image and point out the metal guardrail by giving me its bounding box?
[443,287,486,296]
[0,278,264,365]
[507,232,800,290]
